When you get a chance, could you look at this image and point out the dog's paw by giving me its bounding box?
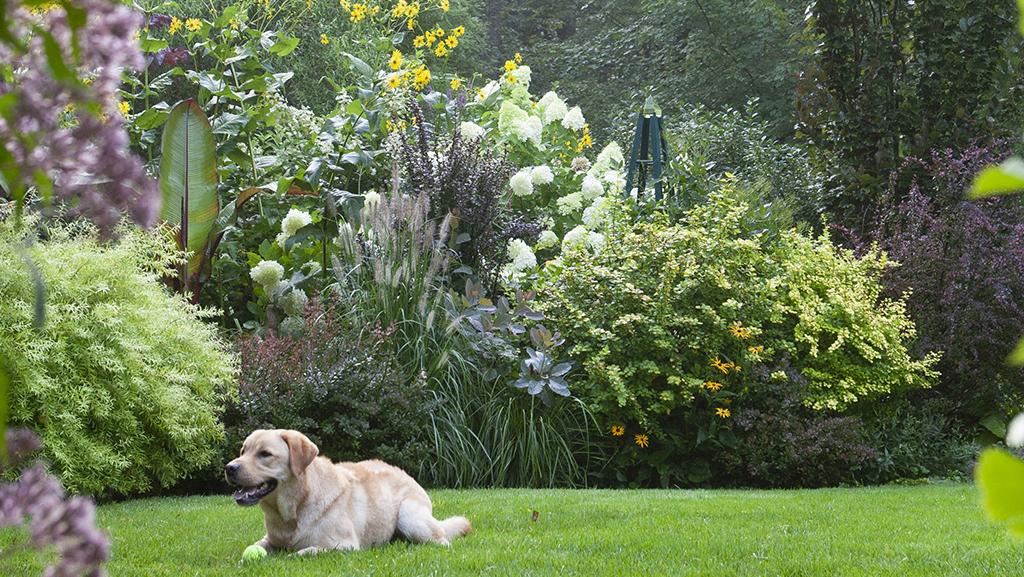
[295,546,321,556]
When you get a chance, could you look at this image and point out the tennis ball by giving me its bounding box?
[241,544,268,563]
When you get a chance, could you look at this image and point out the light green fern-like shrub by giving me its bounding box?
[0,217,238,497]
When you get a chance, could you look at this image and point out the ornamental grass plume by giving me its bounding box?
[0,428,110,577]
[0,0,158,233]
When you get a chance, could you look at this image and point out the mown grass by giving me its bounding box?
[3,484,1022,576]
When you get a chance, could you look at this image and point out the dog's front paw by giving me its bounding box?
[295,546,321,556]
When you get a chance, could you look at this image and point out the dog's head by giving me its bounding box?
[224,429,319,506]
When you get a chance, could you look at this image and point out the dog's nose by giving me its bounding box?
[225,462,240,478]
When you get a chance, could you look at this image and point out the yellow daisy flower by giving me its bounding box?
[388,49,402,70]
[450,77,462,90]
[634,434,650,448]
[715,407,731,419]
[704,381,723,392]
[611,425,625,437]
[168,16,183,34]
[117,101,131,117]
[320,33,329,45]
[185,17,202,31]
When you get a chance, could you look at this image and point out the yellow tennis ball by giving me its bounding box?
[241,544,268,563]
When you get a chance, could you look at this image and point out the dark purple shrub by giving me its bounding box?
[400,101,539,290]
[220,299,436,476]
[725,365,878,488]
[870,141,1024,418]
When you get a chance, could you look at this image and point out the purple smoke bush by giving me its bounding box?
[0,0,158,232]
[0,428,110,577]
[868,141,1024,417]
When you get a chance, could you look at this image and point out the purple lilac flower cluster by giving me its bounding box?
[0,0,159,233]
[0,428,110,577]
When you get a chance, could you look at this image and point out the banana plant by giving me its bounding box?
[159,99,270,301]
[159,99,219,298]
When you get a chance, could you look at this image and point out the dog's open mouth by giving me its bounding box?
[232,480,278,506]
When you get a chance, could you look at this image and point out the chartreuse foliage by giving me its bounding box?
[529,186,936,483]
[3,486,1020,576]
[0,217,237,497]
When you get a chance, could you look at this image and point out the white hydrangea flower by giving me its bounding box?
[515,115,543,145]
[498,102,542,146]
[250,259,284,288]
[581,175,604,200]
[1008,413,1024,447]
[508,65,531,88]
[535,229,558,250]
[538,91,568,124]
[587,231,606,253]
[459,121,485,140]
[562,106,585,131]
[556,192,584,215]
[596,142,625,169]
[501,238,538,281]
[604,170,626,193]
[582,196,614,229]
[562,225,589,250]
[279,288,308,317]
[363,190,381,211]
[530,165,554,186]
[275,232,289,248]
[510,170,534,196]
[281,208,312,238]
[507,238,537,271]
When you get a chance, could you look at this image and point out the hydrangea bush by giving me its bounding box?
[455,55,629,270]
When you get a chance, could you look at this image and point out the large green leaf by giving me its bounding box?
[159,99,219,279]
[976,448,1024,536]
[968,157,1024,199]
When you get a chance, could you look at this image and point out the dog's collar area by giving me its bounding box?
[233,479,278,506]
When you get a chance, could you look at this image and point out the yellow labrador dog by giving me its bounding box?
[225,429,471,555]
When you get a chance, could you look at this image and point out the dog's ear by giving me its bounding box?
[281,430,318,477]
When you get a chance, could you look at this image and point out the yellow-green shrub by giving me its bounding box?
[529,187,938,484]
[0,217,237,496]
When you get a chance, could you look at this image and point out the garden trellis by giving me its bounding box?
[625,96,669,201]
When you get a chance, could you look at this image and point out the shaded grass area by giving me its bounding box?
[3,484,1021,576]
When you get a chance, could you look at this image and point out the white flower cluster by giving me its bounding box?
[276,208,313,248]
[501,238,538,281]
[250,259,284,290]
[510,170,533,197]
[562,225,606,254]
[538,91,568,124]
[459,121,485,141]
[535,229,559,250]
[497,101,543,146]
[562,106,585,131]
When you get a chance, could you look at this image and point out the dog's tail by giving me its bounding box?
[439,515,472,540]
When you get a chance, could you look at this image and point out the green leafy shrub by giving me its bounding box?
[0,217,237,497]
[529,187,938,485]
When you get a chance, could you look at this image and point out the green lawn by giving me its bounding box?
[4,484,1022,576]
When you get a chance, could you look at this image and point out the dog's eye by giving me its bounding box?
[258,450,272,458]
